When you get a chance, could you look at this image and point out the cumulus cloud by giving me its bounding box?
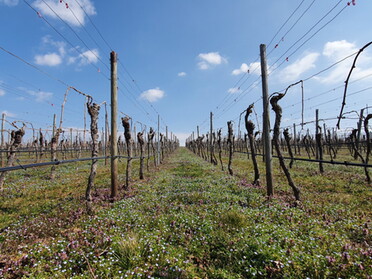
[0,0,18,6]
[35,53,62,66]
[140,88,165,103]
[317,40,372,84]
[198,52,227,70]
[32,0,96,26]
[0,89,5,96]
[68,49,99,65]
[42,35,66,56]
[232,62,261,76]
[37,35,99,68]
[28,90,53,102]
[178,72,187,77]
[34,36,66,66]
[280,52,320,83]
[323,40,357,60]
[78,49,99,65]
[228,87,240,94]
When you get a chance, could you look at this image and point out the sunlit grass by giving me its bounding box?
[0,147,370,278]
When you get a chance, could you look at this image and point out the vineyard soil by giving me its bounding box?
[0,147,371,278]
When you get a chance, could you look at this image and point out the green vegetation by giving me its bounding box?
[0,148,370,278]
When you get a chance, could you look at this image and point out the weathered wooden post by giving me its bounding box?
[52,114,56,139]
[293,123,297,155]
[260,44,273,198]
[1,113,5,167]
[210,112,213,164]
[315,109,319,160]
[355,108,364,159]
[157,115,160,166]
[110,51,119,199]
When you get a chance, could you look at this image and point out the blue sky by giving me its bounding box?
[1,0,372,145]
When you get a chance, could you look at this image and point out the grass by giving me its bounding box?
[0,147,371,278]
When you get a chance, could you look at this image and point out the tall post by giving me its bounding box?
[133,124,137,156]
[1,113,5,167]
[102,127,105,158]
[110,51,119,199]
[355,108,364,157]
[105,102,109,165]
[315,109,319,159]
[293,123,297,155]
[197,126,200,138]
[260,44,273,198]
[323,123,327,140]
[210,111,213,163]
[157,114,160,165]
[52,114,57,138]
[83,97,87,145]
[70,128,73,145]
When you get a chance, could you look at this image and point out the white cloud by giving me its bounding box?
[232,62,261,76]
[34,53,62,66]
[1,110,17,117]
[32,0,96,26]
[0,0,18,6]
[280,52,320,83]
[198,61,210,70]
[28,90,53,102]
[140,88,165,103]
[34,36,66,66]
[0,89,5,96]
[78,49,99,65]
[42,35,66,56]
[323,40,357,60]
[178,72,187,77]
[232,63,249,75]
[197,52,227,70]
[317,40,372,84]
[228,87,240,94]
[69,49,99,66]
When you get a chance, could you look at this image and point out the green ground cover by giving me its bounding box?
[0,148,370,278]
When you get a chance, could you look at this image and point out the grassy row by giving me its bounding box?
[0,147,371,278]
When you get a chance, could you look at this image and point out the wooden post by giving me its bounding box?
[210,112,213,163]
[105,102,109,165]
[83,97,87,145]
[260,44,273,197]
[355,108,364,157]
[293,123,297,155]
[157,114,160,166]
[1,113,5,167]
[52,114,56,138]
[110,51,119,199]
[102,127,105,158]
[133,124,137,157]
[315,109,319,159]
